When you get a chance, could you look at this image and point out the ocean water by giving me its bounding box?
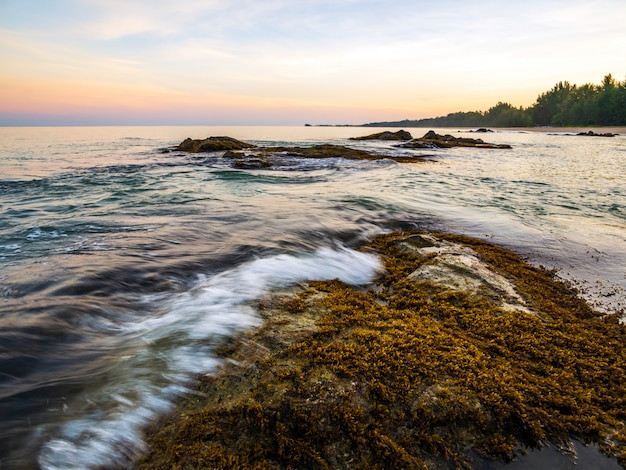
[0,125,624,469]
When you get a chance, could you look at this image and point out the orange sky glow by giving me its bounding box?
[1,0,625,125]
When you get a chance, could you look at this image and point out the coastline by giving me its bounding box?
[2,125,624,469]
[308,125,626,135]
[137,231,626,470]
[499,126,626,134]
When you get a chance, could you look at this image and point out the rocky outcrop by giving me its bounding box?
[177,136,257,152]
[350,130,413,141]
[398,130,512,149]
[265,144,384,160]
[177,138,430,165]
[138,231,626,470]
[241,144,431,164]
[221,150,273,169]
[576,131,618,137]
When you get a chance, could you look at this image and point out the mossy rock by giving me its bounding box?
[177,136,257,153]
[350,130,413,141]
[180,141,431,163]
[264,144,383,160]
[263,144,430,163]
[138,232,626,469]
[576,131,618,137]
[398,131,512,149]
[232,157,273,169]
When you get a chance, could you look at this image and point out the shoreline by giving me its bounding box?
[137,231,626,470]
[310,125,626,134]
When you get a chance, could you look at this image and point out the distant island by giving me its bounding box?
[315,74,626,128]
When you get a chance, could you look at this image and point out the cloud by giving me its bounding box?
[0,29,145,82]
[71,0,220,39]
[1,0,625,124]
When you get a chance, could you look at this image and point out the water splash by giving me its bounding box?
[38,246,381,469]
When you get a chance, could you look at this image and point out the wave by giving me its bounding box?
[37,246,381,469]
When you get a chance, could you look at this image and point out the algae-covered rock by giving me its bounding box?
[400,234,530,313]
[263,144,429,163]
[177,136,257,152]
[265,144,383,160]
[138,232,626,470]
[232,157,273,169]
[179,141,430,164]
[350,130,413,141]
[399,130,512,149]
[576,131,618,137]
[222,150,273,169]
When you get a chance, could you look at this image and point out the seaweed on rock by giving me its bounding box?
[137,231,626,470]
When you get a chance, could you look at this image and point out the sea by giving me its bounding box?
[0,125,624,469]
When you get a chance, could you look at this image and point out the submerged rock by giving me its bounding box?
[232,157,273,169]
[222,150,273,169]
[266,144,380,160]
[350,130,413,141]
[138,231,626,470]
[179,139,430,164]
[576,131,618,137]
[259,144,430,163]
[398,130,512,149]
[177,136,256,152]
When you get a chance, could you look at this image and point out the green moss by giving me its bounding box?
[137,231,626,469]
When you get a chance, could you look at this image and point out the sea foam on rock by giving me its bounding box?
[138,231,626,470]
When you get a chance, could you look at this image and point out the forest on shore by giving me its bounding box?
[362,74,626,128]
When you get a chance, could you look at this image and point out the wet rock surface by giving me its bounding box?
[176,136,257,152]
[176,137,433,165]
[138,231,626,470]
[350,130,414,141]
[576,131,618,137]
[398,130,512,149]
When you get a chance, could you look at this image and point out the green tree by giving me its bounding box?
[363,73,626,128]
[530,81,574,126]
[483,102,532,127]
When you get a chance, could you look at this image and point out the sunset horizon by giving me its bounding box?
[1,0,625,126]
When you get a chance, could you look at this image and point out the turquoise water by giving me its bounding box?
[0,126,624,468]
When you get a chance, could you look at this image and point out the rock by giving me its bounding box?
[221,149,273,169]
[177,136,256,153]
[266,144,380,160]
[397,130,512,149]
[179,140,432,164]
[400,234,530,313]
[138,231,626,470]
[350,130,413,141]
[222,150,242,158]
[576,131,617,137]
[471,128,494,133]
[232,157,273,169]
[263,144,431,163]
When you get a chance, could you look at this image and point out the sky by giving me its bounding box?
[0,0,625,126]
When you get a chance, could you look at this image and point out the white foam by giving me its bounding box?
[26,227,65,241]
[1,244,20,250]
[38,246,381,469]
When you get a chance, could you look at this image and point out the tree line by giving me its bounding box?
[363,74,626,128]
